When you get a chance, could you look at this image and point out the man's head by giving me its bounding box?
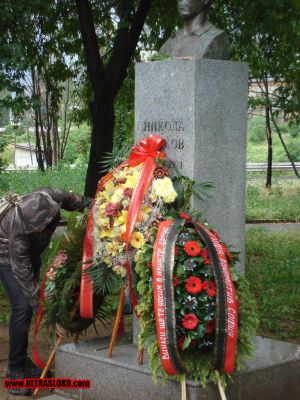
[177,0,213,20]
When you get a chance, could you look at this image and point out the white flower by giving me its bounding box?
[151,177,177,203]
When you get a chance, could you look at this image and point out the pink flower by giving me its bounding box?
[105,203,120,217]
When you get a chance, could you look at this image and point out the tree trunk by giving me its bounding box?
[265,105,272,188]
[264,79,272,188]
[84,92,114,197]
[31,68,45,171]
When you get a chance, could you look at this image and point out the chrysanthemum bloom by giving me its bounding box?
[105,202,120,217]
[203,280,216,297]
[130,231,145,249]
[185,276,202,294]
[184,241,201,256]
[182,313,199,330]
[205,319,216,334]
[151,177,177,203]
[112,264,127,277]
[123,188,133,198]
[173,274,180,287]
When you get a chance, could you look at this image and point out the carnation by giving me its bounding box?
[151,177,177,203]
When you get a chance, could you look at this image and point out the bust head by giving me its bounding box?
[177,0,213,21]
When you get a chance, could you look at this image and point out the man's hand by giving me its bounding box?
[56,323,67,340]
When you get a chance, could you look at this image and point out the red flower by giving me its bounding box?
[206,319,216,334]
[184,241,201,256]
[123,188,133,198]
[146,262,152,268]
[203,280,216,297]
[177,335,185,349]
[185,276,202,294]
[182,314,199,330]
[173,274,180,287]
[174,246,179,256]
[201,249,211,265]
[179,212,191,220]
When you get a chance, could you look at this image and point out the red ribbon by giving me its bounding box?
[152,219,178,375]
[32,274,49,368]
[197,223,239,374]
[80,135,166,318]
[128,135,165,167]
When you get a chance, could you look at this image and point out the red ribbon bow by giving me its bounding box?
[128,134,166,167]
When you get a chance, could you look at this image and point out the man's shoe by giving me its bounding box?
[6,369,32,396]
[25,357,52,378]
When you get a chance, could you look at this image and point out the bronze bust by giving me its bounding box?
[159,0,229,60]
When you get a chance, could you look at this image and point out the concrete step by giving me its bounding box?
[39,395,74,400]
[54,336,300,400]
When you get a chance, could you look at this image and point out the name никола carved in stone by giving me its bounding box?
[143,120,185,133]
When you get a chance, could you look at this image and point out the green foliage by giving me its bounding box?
[248,119,265,143]
[0,166,86,198]
[246,228,300,340]
[286,142,300,162]
[0,137,8,172]
[288,123,300,138]
[42,213,111,334]
[246,180,300,220]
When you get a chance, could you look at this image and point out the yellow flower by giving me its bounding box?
[112,265,127,277]
[106,242,118,257]
[124,174,138,189]
[103,256,112,267]
[99,228,115,238]
[111,188,124,203]
[116,210,128,226]
[151,177,177,203]
[97,215,109,227]
[130,231,145,249]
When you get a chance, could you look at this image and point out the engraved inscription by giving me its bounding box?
[165,139,184,150]
[143,120,185,133]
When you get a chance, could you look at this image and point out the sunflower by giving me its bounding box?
[183,241,201,256]
[130,231,145,249]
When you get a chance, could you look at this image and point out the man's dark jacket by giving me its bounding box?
[0,188,92,310]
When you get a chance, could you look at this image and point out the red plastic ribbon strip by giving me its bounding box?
[32,275,49,368]
[152,219,179,375]
[197,223,238,374]
[80,135,166,318]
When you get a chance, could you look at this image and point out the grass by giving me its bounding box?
[246,228,300,341]
[246,179,300,220]
[0,166,87,220]
[247,115,300,163]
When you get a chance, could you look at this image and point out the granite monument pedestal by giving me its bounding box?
[53,336,300,400]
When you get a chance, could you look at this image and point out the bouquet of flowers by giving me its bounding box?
[92,163,177,278]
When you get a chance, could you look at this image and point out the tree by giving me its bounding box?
[0,1,80,170]
[75,0,155,197]
[211,0,300,187]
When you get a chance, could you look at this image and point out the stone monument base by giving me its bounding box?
[53,336,300,400]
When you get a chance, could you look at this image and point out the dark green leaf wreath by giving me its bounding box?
[42,213,120,334]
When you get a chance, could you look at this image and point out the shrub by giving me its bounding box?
[287,142,300,162]
[247,116,266,143]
